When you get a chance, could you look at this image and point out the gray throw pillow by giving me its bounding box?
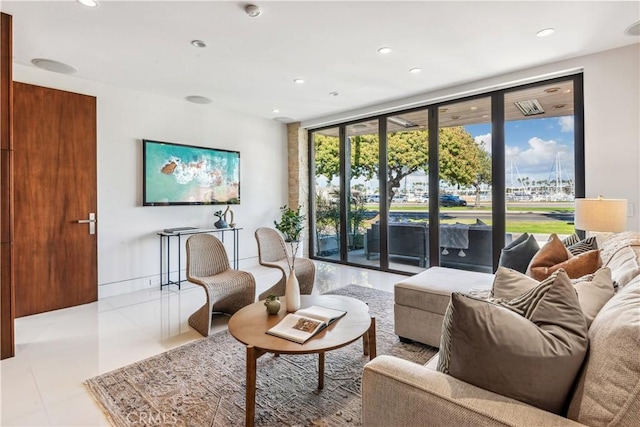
[438,270,588,414]
[571,267,615,327]
[498,233,540,273]
[492,266,615,328]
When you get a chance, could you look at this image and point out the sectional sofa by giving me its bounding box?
[362,231,640,426]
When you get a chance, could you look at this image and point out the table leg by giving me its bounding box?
[318,352,325,390]
[368,317,377,360]
[246,346,257,427]
[362,327,370,356]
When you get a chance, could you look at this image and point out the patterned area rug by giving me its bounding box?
[85,285,438,426]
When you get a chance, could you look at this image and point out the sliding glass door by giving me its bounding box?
[504,80,577,247]
[309,75,583,275]
[437,97,494,272]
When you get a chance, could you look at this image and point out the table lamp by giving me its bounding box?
[574,196,627,233]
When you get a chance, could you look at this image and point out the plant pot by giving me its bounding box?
[265,299,281,315]
[214,219,228,229]
[285,267,300,312]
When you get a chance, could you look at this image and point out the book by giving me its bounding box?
[266,305,347,344]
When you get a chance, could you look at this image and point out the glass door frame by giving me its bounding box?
[308,73,584,274]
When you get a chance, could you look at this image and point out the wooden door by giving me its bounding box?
[13,82,97,317]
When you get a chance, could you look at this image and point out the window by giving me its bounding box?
[309,75,583,274]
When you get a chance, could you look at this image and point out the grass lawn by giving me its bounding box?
[437,218,573,234]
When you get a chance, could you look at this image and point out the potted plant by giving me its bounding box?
[274,205,306,311]
[264,293,281,315]
[214,210,227,229]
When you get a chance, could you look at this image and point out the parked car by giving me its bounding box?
[439,194,467,207]
[366,195,380,203]
[393,195,408,203]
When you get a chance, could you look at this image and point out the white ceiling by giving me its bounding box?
[2,1,639,123]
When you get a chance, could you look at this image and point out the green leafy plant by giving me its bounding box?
[274,205,306,270]
[264,293,279,306]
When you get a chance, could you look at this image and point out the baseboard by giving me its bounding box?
[98,256,261,299]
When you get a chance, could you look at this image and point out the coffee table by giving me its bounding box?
[228,294,376,426]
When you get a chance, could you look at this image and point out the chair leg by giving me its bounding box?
[189,302,212,337]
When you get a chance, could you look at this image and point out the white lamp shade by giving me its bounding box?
[574,198,627,232]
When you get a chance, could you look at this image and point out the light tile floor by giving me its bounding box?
[0,261,405,426]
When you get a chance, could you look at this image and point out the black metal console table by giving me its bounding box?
[157,227,242,289]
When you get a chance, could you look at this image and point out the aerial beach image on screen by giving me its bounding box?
[145,141,240,205]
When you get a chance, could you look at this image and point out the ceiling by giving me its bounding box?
[2,1,638,124]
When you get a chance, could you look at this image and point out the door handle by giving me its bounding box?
[77,213,96,235]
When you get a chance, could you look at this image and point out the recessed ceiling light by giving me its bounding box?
[245,4,262,17]
[536,28,555,38]
[272,109,280,114]
[329,92,339,97]
[273,117,294,123]
[624,21,640,36]
[293,79,304,84]
[377,47,392,54]
[482,115,490,118]
[565,89,572,93]
[76,0,99,7]
[553,104,567,109]
[544,87,561,93]
[31,58,78,74]
[440,108,448,113]
[185,95,212,104]
[470,106,478,111]
[409,68,422,74]
[191,40,206,48]
[451,115,461,120]
[353,124,368,130]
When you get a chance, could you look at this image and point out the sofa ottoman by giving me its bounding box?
[394,266,494,347]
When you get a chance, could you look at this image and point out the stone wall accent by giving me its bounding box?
[287,122,310,255]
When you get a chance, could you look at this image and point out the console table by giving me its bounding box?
[157,227,242,289]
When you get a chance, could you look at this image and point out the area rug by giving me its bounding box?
[85,285,438,426]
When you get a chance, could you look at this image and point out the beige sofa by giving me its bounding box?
[362,232,640,427]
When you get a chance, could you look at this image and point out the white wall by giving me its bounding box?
[14,64,288,297]
[303,44,640,232]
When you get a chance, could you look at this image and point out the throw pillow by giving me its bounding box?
[527,234,601,280]
[491,266,538,300]
[562,233,580,246]
[571,267,615,327]
[438,270,588,414]
[493,266,615,328]
[498,233,540,273]
[563,234,598,256]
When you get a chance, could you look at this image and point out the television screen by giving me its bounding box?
[143,139,240,206]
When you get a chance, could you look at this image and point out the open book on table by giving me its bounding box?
[266,305,347,344]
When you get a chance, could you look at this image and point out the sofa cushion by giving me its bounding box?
[438,270,588,414]
[492,266,615,327]
[527,234,602,280]
[604,244,640,289]
[498,233,540,273]
[599,231,640,265]
[567,276,640,426]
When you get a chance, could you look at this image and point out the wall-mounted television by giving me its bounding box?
[143,139,240,206]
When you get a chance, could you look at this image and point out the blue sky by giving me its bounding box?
[467,116,575,184]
